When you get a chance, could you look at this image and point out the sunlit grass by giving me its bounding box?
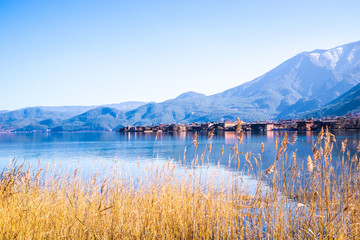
[0,128,359,239]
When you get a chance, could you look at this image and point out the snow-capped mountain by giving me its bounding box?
[307,41,360,72]
[1,41,360,131]
[118,40,360,125]
[212,40,360,119]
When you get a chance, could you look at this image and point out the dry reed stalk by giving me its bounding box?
[307,155,313,172]
[245,152,253,170]
[237,131,245,144]
[208,128,215,140]
[154,130,159,142]
[275,133,279,151]
[265,164,275,175]
[192,132,198,150]
[1,130,360,239]
[236,118,242,135]
[253,156,258,167]
[290,132,297,145]
[341,139,348,153]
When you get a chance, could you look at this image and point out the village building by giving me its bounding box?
[250,122,274,131]
[117,116,360,133]
[219,121,237,131]
[168,124,186,132]
[296,120,314,131]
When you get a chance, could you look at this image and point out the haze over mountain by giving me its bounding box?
[0,102,145,132]
[1,41,360,132]
[305,83,360,118]
[25,101,146,117]
[52,107,126,132]
[0,107,69,131]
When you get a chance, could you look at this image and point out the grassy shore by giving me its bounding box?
[0,128,360,239]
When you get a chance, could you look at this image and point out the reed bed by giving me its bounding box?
[0,128,360,239]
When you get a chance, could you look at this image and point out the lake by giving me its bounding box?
[1,130,359,179]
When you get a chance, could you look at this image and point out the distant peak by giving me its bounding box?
[301,40,360,69]
[175,91,206,100]
[303,40,360,54]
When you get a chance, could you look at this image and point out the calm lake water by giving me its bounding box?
[0,131,359,178]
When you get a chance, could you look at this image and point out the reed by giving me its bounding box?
[0,128,359,239]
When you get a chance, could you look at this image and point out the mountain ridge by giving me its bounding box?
[305,83,360,118]
[2,40,360,132]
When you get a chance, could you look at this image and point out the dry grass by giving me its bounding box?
[0,128,360,239]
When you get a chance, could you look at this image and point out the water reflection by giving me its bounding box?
[0,130,359,177]
[223,131,236,144]
[266,130,275,140]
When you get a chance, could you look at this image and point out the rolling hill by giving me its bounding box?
[0,102,145,132]
[51,107,126,132]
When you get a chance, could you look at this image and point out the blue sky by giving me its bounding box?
[1,0,360,110]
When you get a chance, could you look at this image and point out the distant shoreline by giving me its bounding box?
[2,116,360,134]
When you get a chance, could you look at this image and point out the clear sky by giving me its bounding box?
[1,0,360,110]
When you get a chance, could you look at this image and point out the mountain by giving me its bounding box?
[0,107,71,131]
[120,40,360,124]
[38,101,146,117]
[122,97,265,126]
[0,102,146,132]
[51,107,126,132]
[174,91,206,100]
[305,83,360,117]
[277,98,323,119]
[212,40,360,118]
[1,41,360,131]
